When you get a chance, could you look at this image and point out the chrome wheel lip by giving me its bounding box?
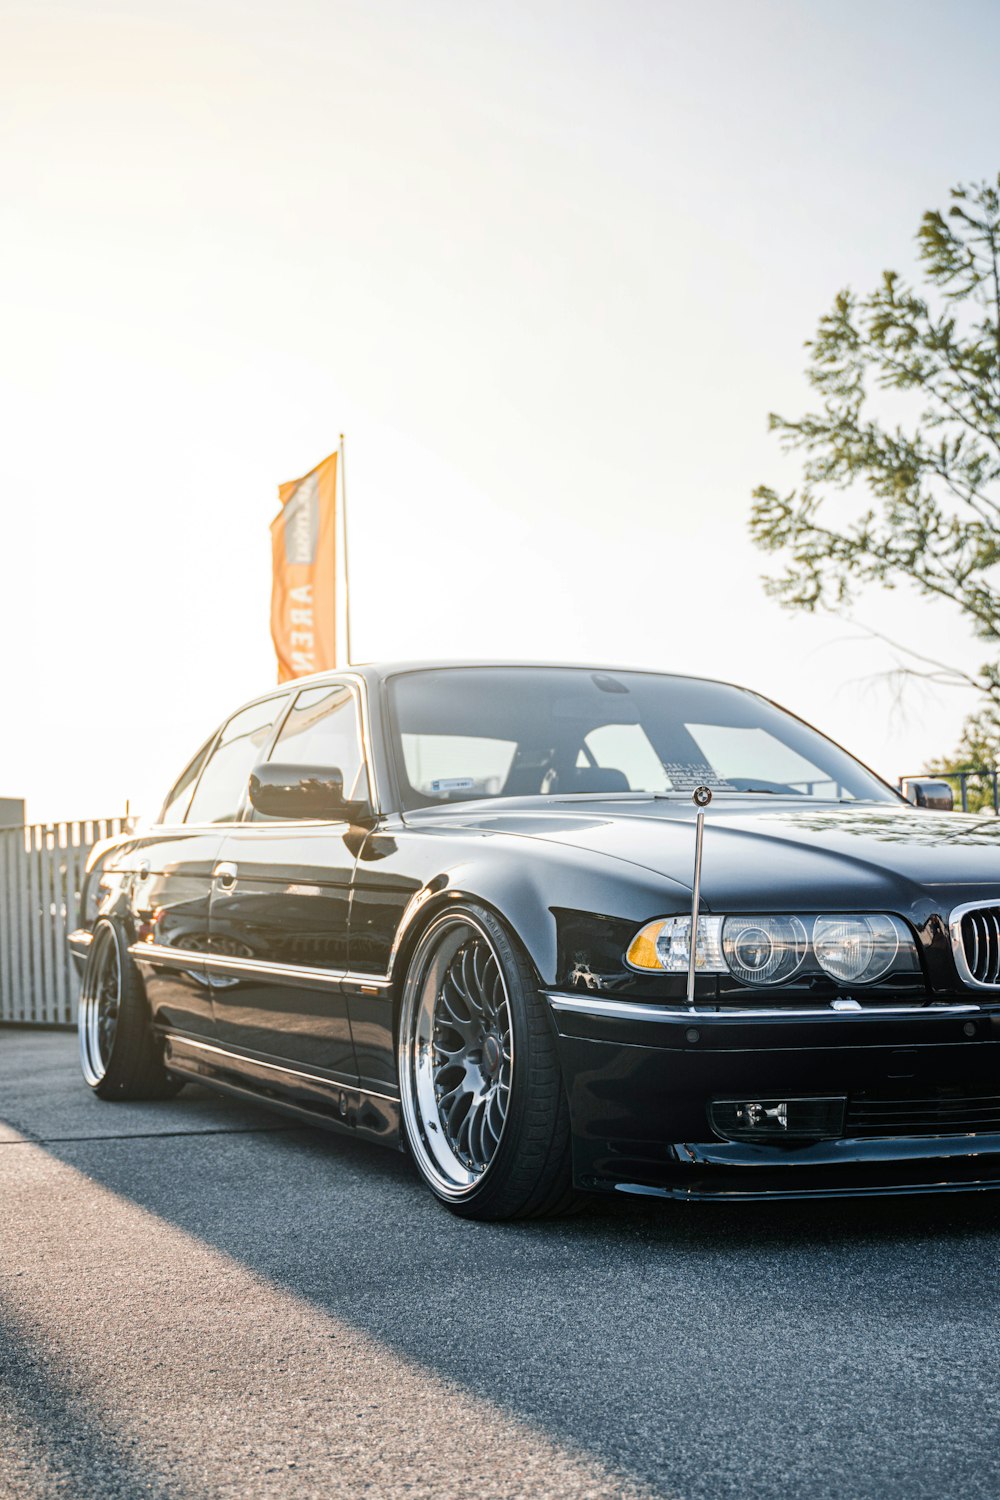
[399,911,514,1200]
[78,923,121,1087]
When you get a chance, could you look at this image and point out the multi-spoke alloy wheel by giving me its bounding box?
[79,922,121,1086]
[411,916,513,1189]
[432,933,513,1171]
[77,919,183,1101]
[399,903,577,1220]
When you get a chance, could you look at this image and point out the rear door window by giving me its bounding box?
[159,737,215,825]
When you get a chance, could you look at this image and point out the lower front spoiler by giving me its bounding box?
[591,1139,1000,1202]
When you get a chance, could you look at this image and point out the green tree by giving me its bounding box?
[933,708,1000,810]
[750,175,1000,771]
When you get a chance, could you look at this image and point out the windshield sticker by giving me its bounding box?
[663,762,736,792]
[430,777,477,793]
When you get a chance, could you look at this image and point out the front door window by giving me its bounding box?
[252,683,368,818]
[186,698,286,825]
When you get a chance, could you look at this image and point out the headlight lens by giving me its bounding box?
[812,914,900,984]
[721,915,808,985]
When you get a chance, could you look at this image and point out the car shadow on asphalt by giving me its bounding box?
[0,1306,183,1500]
[17,1077,1000,1500]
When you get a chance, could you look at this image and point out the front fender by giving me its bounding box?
[370,832,693,1003]
[69,837,137,972]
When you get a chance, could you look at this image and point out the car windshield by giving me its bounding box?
[387,666,898,810]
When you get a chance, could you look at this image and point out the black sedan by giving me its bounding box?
[69,661,1000,1219]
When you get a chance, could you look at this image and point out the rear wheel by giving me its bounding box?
[398,904,578,1220]
[78,920,183,1100]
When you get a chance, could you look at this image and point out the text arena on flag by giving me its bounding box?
[270,450,338,681]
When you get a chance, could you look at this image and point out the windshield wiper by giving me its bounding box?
[650,787,782,800]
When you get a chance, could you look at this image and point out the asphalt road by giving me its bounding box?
[3,1031,1000,1500]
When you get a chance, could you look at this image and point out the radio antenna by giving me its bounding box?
[686,786,712,1007]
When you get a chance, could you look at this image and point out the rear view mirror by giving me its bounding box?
[901,778,955,812]
[249,763,374,823]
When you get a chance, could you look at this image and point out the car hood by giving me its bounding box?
[408,797,1000,913]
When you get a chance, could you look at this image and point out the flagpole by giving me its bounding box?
[340,433,352,665]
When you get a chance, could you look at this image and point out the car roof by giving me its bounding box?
[225,661,760,725]
[294,660,756,692]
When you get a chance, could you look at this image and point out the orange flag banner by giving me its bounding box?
[270,450,338,682]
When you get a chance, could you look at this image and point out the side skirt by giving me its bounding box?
[162,1033,402,1148]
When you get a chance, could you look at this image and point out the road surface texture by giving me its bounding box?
[2,1028,1000,1500]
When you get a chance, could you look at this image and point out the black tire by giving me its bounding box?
[78,919,183,1101]
[397,902,581,1220]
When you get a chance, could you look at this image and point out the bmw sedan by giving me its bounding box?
[69,662,1000,1218]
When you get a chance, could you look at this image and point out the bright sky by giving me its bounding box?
[3,0,1000,823]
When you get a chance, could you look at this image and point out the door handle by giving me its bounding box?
[214,861,238,891]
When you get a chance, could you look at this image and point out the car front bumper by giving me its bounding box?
[545,991,1000,1200]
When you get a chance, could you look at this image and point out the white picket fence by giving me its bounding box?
[0,819,132,1027]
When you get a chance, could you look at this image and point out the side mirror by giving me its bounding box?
[901,778,955,812]
[249,763,374,823]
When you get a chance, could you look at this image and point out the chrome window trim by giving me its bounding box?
[950,901,1000,989]
[545,992,981,1022]
[128,940,391,991]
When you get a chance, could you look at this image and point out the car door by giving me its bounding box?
[207,680,368,1081]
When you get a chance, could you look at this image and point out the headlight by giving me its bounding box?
[721,915,808,986]
[626,912,919,987]
[812,915,900,984]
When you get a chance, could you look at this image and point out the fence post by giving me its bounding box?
[0,830,13,1019]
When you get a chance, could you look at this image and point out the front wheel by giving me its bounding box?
[78,920,183,1100]
[398,904,578,1220]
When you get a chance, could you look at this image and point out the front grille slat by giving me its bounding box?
[847,1085,1000,1137]
[852,1096,1000,1110]
[955,904,1000,986]
[985,912,995,983]
[851,1104,1000,1116]
[983,912,995,984]
[847,1120,988,1128]
[851,1116,1000,1130]
[851,1112,1000,1122]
